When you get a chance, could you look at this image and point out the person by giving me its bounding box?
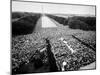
[62,61,67,71]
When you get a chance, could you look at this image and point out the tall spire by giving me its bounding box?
[42,4,44,16]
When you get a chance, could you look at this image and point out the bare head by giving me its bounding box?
[62,61,67,66]
[59,37,64,41]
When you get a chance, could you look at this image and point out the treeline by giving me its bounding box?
[68,16,96,31]
[12,12,40,19]
[12,12,41,36]
[47,14,96,31]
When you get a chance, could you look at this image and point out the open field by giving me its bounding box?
[11,12,96,74]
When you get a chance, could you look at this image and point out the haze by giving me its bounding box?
[12,1,95,16]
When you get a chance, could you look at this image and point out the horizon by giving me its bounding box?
[12,1,96,16]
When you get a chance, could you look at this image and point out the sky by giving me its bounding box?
[12,1,95,16]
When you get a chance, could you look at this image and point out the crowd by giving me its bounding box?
[12,12,96,74]
[50,37,96,71]
[12,33,48,73]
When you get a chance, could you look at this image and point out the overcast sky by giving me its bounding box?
[12,1,95,16]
